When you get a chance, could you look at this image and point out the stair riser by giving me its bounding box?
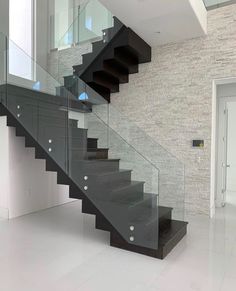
[87,183,144,202]
[160,225,187,259]
[111,184,144,200]
[37,137,87,150]
[31,116,78,129]
[25,136,38,148]
[159,211,172,233]
[110,229,158,254]
[113,51,139,74]
[110,221,188,259]
[70,162,120,182]
[69,183,85,199]
[96,215,113,231]
[82,198,98,215]
[0,107,7,116]
[38,126,87,138]
[145,209,172,238]
[87,82,111,101]
[87,149,108,160]
[87,138,98,149]
[92,40,105,53]
[93,171,131,187]
[57,171,71,185]
[102,61,129,84]
[93,72,120,93]
[129,198,158,221]
[15,126,29,138]
[70,150,90,160]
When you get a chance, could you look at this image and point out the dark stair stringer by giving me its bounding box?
[0,95,187,259]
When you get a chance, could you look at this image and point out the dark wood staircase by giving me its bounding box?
[0,84,187,259]
[0,14,187,259]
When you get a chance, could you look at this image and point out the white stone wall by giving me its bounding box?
[110,5,236,215]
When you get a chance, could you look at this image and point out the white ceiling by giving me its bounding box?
[100,0,207,46]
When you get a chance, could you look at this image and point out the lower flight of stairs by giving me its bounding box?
[0,89,187,259]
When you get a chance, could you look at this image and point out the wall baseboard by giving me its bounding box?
[0,207,9,219]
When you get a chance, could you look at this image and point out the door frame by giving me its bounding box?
[211,77,236,217]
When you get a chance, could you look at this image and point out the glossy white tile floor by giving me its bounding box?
[1,193,236,291]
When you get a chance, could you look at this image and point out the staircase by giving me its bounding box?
[0,81,187,259]
[0,11,187,259]
[62,17,151,103]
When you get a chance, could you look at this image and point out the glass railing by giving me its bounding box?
[49,0,124,86]
[0,32,165,250]
[50,5,80,50]
[51,0,116,51]
[92,104,185,221]
[203,0,235,8]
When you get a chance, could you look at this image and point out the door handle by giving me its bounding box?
[222,163,231,168]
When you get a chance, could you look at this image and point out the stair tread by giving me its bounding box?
[72,158,120,164]
[87,148,108,152]
[112,192,156,206]
[158,220,188,246]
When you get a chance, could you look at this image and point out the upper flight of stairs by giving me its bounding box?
[0,83,187,259]
[63,17,151,103]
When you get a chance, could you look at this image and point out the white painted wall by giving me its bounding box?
[0,117,9,219]
[0,117,73,219]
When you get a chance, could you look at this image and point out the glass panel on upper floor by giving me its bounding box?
[203,0,236,9]
[50,0,114,50]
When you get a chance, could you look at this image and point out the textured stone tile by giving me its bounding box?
[110,5,236,216]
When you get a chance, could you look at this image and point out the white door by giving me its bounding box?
[226,102,236,192]
[217,98,236,206]
[217,99,228,206]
